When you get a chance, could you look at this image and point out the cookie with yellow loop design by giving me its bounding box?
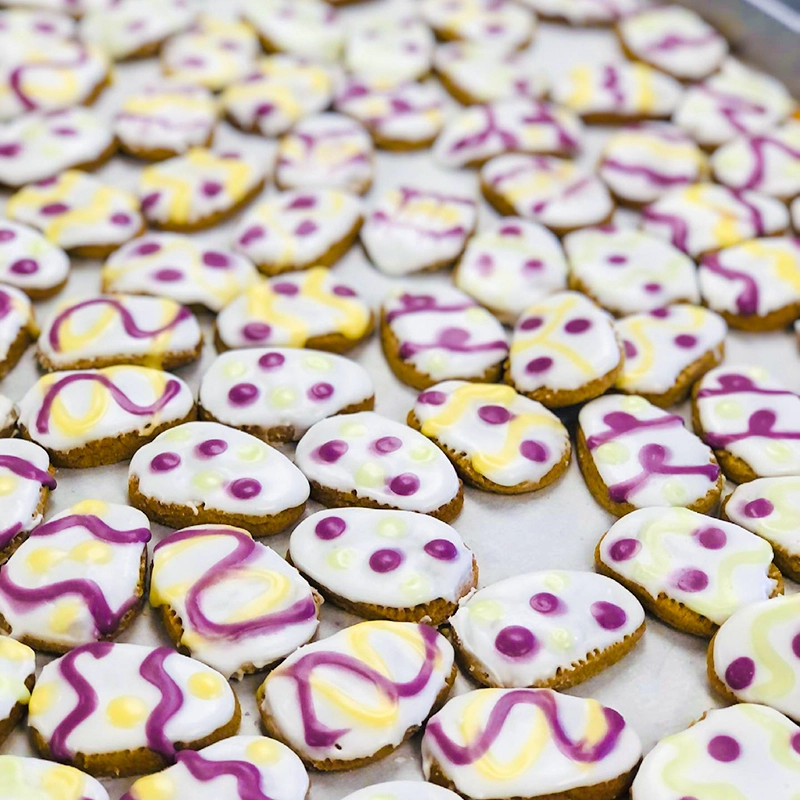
[409,381,571,494]
[0,635,35,745]
[0,284,37,379]
[0,755,108,800]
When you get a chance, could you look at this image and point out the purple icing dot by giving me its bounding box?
[374,436,402,454]
[792,633,800,659]
[389,473,419,496]
[151,452,180,472]
[10,258,38,275]
[141,192,161,210]
[273,281,299,296]
[258,351,285,369]
[696,526,727,550]
[519,316,543,331]
[478,405,511,425]
[288,195,317,210]
[529,592,562,614]
[609,538,641,562]
[316,439,348,463]
[240,225,264,246]
[295,220,318,237]
[418,390,446,405]
[624,340,637,358]
[744,498,773,518]
[111,213,132,226]
[242,322,271,341]
[229,478,261,499]
[650,307,669,318]
[676,568,709,593]
[333,284,356,297]
[526,356,553,374]
[228,382,258,406]
[369,548,404,573]
[565,318,591,334]
[607,254,627,265]
[424,539,458,561]
[0,229,16,242]
[196,438,228,457]
[136,241,161,256]
[309,382,334,400]
[0,143,21,157]
[41,202,68,215]
[154,268,183,282]
[644,282,662,294]
[316,516,346,540]
[520,440,548,462]
[495,625,538,658]
[792,733,800,755]
[675,334,698,348]
[591,601,627,631]
[725,656,755,690]
[203,251,230,268]
[524,259,543,271]
[708,735,740,763]
[202,181,223,197]
[255,102,274,117]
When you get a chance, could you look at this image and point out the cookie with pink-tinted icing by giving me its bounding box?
[0,636,35,746]
[519,0,651,26]
[0,221,69,300]
[578,394,722,517]
[0,283,37,378]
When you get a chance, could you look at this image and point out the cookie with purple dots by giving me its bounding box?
[0,221,69,299]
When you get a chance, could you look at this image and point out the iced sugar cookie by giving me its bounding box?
[6,171,143,258]
[0,755,108,800]
[222,55,333,140]
[139,148,266,233]
[0,439,55,562]
[599,122,708,206]
[150,525,320,678]
[18,365,195,468]
[454,219,567,324]
[258,620,455,770]
[434,98,583,169]
[614,305,727,407]
[199,348,374,443]
[0,221,68,299]
[342,782,461,800]
[520,0,650,25]
[631,704,800,800]
[0,7,75,44]
[289,507,476,625]
[434,42,547,106]
[129,421,309,536]
[275,112,374,195]
[617,6,727,82]
[114,82,217,161]
[0,284,36,378]
[481,154,614,235]
[409,381,571,494]
[215,267,373,354]
[598,507,780,635]
[505,291,622,408]
[28,641,240,777]
[102,233,258,313]
[0,394,17,437]
[552,61,682,123]
[380,286,508,390]
[161,15,259,92]
[674,59,795,149]
[722,476,800,581]
[38,294,202,371]
[451,571,644,689]
[578,394,722,517]
[793,197,800,234]
[81,0,193,61]
[0,636,34,744]
[0,0,96,16]
[335,80,447,151]
[122,736,309,800]
[709,594,800,721]
[362,187,477,276]
[421,0,535,52]
[0,107,115,189]
[692,365,800,483]
[565,226,700,316]
[295,411,464,522]
[699,237,800,331]
[0,501,150,653]
[423,688,642,800]
[641,183,789,258]
[233,188,363,276]
[242,0,343,63]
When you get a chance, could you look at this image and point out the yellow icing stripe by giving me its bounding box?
[225,568,291,623]
[565,65,594,110]
[660,733,747,800]
[741,240,800,292]
[748,596,800,700]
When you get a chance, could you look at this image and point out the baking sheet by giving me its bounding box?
[1,1,799,797]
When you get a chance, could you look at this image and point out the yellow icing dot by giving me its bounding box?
[303,354,332,371]
[663,479,689,505]
[70,499,108,516]
[766,441,793,463]
[49,600,81,633]
[620,396,648,413]
[747,366,769,381]
[595,442,629,465]
[356,462,384,488]
[70,541,113,564]
[0,637,32,661]
[106,696,148,728]
[188,671,225,700]
[401,574,431,603]
[409,444,435,463]
[326,548,355,570]
[27,547,65,574]
[544,572,568,591]
[270,386,297,408]
[549,628,575,651]
[162,426,193,443]
[465,307,488,322]
[715,399,743,419]
[237,443,265,462]
[29,682,57,716]
[339,421,367,437]
[223,360,248,379]
[469,600,505,622]
[246,738,282,765]
[192,471,224,490]
[0,475,17,496]
[129,772,175,800]
[377,518,406,538]
[41,765,85,799]
[426,353,448,372]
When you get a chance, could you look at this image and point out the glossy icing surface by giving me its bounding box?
[0,220,69,295]
[0,635,35,723]
[519,0,651,25]
[0,754,109,800]
[0,283,36,362]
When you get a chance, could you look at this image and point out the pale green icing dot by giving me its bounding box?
[192,470,224,490]
[469,600,505,622]
[356,462,385,488]
[327,548,355,570]
[377,518,407,538]
[544,572,568,590]
[270,386,297,408]
[595,442,629,465]
[409,444,435,462]
[747,366,769,381]
[549,628,575,650]
[162,426,193,443]
[340,421,367,437]
[663,479,689,505]
[426,353,448,372]
[402,574,431,603]
[465,307,488,322]
[715,399,743,419]
[621,396,648,413]
[303,354,333,371]
[766,441,793,463]
[237,444,265,462]
[223,360,247,378]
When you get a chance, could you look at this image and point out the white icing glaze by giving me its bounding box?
[552,62,683,120]
[0,755,108,800]
[599,123,708,205]
[507,291,620,394]
[518,0,650,25]
[674,59,795,149]
[199,347,374,441]
[640,182,789,258]
[342,781,461,800]
[451,570,644,687]
[0,0,101,14]
[455,218,567,322]
[276,113,374,196]
[28,641,237,758]
[233,188,363,274]
[564,226,699,315]
[0,283,35,363]
[0,221,69,296]
[434,99,583,169]
[0,8,75,45]
[0,500,150,649]
[259,620,454,763]
[124,736,309,800]
[0,635,34,724]
[0,393,17,432]
[295,411,461,515]
[413,381,571,489]
[102,233,258,313]
[481,154,613,231]
[599,507,776,624]
[631,703,800,800]
[222,55,334,139]
[618,6,727,81]
[422,688,642,798]
[216,267,372,352]
[614,305,727,395]
[362,187,477,276]
[139,148,265,229]
[130,421,309,519]
[694,364,800,478]
[18,365,195,453]
[382,285,508,383]
[289,507,475,611]
[38,294,201,369]
[150,525,319,679]
[698,237,800,320]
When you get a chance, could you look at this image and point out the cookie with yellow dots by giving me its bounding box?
[0,500,151,654]
[0,284,37,379]
[27,641,240,778]
[128,421,309,537]
[2,755,109,798]
[0,635,35,745]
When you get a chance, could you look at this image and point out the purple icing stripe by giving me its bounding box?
[0,454,56,488]
[701,253,759,315]
[585,410,684,449]
[385,292,476,323]
[696,373,796,400]
[140,647,185,758]
[174,750,273,800]
[601,158,696,188]
[9,48,91,111]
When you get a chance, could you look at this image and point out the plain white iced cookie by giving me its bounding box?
[0,755,108,800]
[0,221,69,298]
